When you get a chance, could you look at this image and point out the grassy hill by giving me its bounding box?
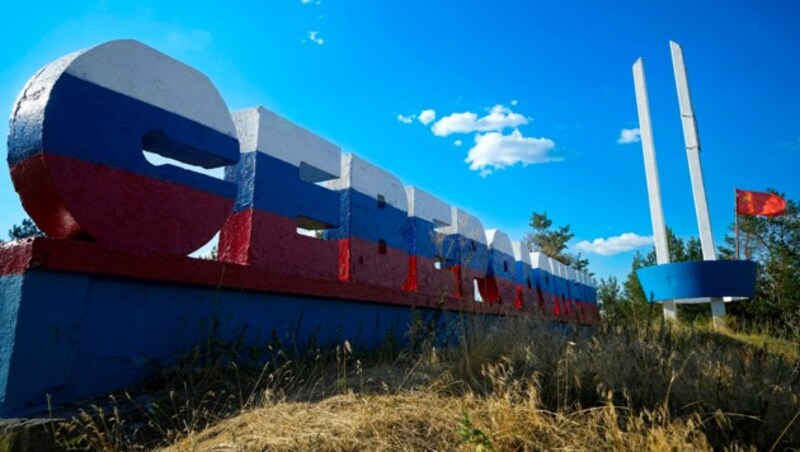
[52,314,800,450]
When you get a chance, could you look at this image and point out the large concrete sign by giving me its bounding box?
[8,40,240,255]
[0,40,597,417]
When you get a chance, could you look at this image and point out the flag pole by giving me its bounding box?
[734,188,740,260]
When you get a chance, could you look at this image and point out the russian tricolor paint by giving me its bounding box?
[8,40,239,255]
[0,40,597,416]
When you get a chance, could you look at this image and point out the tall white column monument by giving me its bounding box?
[632,58,677,320]
[632,41,727,327]
[670,41,726,326]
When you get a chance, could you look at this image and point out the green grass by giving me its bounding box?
[718,328,800,362]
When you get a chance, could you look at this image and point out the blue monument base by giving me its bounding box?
[636,260,758,304]
[0,268,435,417]
[0,238,518,418]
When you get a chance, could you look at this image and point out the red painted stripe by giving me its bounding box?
[10,153,232,255]
[495,278,518,306]
[218,208,253,265]
[402,255,418,292]
[219,208,339,281]
[536,287,545,311]
[514,285,524,310]
[336,237,409,289]
[403,254,463,299]
[3,238,531,318]
[523,286,541,313]
[338,239,351,281]
[0,240,35,276]
[449,265,463,298]
[476,276,501,304]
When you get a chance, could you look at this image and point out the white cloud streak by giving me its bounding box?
[575,233,653,256]
[307,31,325,45]
[397,114,414,124]
[418,109,436,125]
[617,128,641,144]
[465,129,557,177]
[432,104,528,137]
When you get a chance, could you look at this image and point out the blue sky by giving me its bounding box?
[1,1,799,280]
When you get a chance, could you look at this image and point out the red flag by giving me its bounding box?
[736,189,786,217]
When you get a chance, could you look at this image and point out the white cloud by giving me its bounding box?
[617,128,641,144]
[418,109,436,125]
[397,114,414,124]
[454,139,463,147]
[575,233,653,256]
[307,31,325,45]
[431,104,528,137]
[510,99,518,106]
[465,128,557,177]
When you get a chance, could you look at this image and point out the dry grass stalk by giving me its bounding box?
[52,313,799,450]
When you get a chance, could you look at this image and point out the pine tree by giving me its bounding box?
[7,218,43,241]
[523,211,590,272]
[718,190,800,330]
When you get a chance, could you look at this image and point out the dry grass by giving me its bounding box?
[170,389,709,451]
[52,313,800,451]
